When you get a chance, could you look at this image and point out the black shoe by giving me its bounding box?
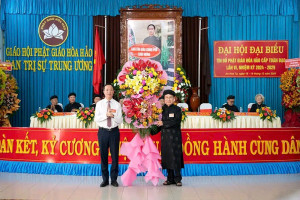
[163,180,176,185]
[100,181,109,187]
[176,182,182,187]
[111,181,119,187]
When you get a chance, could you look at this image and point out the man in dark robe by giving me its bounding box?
[221,95,239,112]
[46,95,63,112]
[90,94,101,109]
[155,90,184,186]
[64,92,82,112]
[143,24,161,62]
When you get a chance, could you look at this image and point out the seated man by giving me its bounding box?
[221,95,239,112]
[46,95,63,112]
[90,94,102,109]
[64,92,82,112]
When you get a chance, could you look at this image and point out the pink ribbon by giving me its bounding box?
[120,134,166,186]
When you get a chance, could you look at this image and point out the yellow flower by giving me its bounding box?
[85,110,88,113]
[143,121,147,127]
[153,72,157,76]
[256,109,259,113]
[274,114,276,117]
[180,72,184,75]
[267,116,270,119]
[88,117,91,120]
[143,86,148,90]
[136,71,141,75]
[182,75,186,79]
[91,114,94,117]
[174,83,178,88]
[259,114,263,117]
[182,115,185,120]
[81,117,84,120]
[217,112,220,116]
[177,68,181,71]
[175,80,179,83]
[47,112,50,115]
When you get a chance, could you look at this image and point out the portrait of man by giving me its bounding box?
[127,20,175,89]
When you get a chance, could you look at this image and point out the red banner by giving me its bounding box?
[0,128,299,164]
[128,44,161,59]
[214,40,288,77]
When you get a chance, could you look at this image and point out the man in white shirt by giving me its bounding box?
[94,84,123,187]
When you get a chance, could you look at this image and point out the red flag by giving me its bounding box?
[93,28,106,94]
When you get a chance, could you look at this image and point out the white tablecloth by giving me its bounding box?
[30,115,281,129]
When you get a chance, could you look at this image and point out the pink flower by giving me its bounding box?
[139,88,144,94]
[142,80,146,85]
[84,115,87,119]
[227,116,231,119]
[264,113,268,116]
[133,70,137,75]
[149,73,153,78]
[87,112,91,115]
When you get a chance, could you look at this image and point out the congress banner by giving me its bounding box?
[0,128,299,164]
[214,40,288,77]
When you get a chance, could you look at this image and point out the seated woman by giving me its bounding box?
[250,94,267,112]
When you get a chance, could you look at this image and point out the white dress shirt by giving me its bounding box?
[94,98,123,129]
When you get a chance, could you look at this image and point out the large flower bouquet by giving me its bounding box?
[256,107,277,122]
[118,59,167,186]
[172,66,191,103]
[211,108,235,122]
[32,108,54,123]
[76,107,95,128]
[118,59,167,99]
[0,69,7,105]
[280,68,300,127]
[280,68,300,110]
[118,59,168,137]
[0,72,21,127]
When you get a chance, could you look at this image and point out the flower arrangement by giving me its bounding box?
[112,78,123,100]
[0,72,21,126]
[256,107,277,122]
[118,59,168,137]
[181,107,188,122]
[76,107,95,128]
[172,66,191,103]
[118,59,168,99]
[211,108,235,122]
[280,68,300,111]
[0,69,7,105]
[32,108,54,123]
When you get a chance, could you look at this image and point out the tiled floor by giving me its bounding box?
[0,172,299,200]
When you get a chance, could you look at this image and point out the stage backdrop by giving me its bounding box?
[1,0,299,126]
[2,14,94,127]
